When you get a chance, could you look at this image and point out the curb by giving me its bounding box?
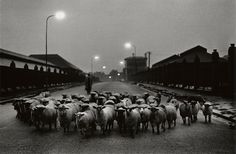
[0,94,38,105]
[212,110,236,123]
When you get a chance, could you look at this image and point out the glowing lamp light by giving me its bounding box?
[119,61,124,65]
[94,56,100,60]
[124,42,132,49]
[55,11,66,20]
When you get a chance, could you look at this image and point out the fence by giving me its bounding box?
[0,66,85,91]
[130,61,230,94]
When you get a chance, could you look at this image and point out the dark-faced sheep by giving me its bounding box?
[149,106,166,134]
[57,102,82,132]
[124,105,141,138]
[202,102,213,123]
[179,101,192,126]
[190,100,201,122]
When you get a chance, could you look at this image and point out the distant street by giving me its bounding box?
[0,82,235,154]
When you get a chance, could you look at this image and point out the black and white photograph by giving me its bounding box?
[0,0,235,153]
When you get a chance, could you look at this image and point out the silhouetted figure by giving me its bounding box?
[85,74,92,94]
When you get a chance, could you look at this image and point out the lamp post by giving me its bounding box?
[119,60,127,81]
[91,55,99,75]
[45,11,65,90]
[124,42,137,74]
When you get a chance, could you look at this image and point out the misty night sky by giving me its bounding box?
[1,0,235,73]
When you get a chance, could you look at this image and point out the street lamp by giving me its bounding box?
[102,66,106,69]
[124,42,137,74]
[119,61,124,66]
[91,55,100,74]
[45,11,65,90]
[124,42,136,57]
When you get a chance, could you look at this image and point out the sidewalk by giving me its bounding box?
[137,83,236,123]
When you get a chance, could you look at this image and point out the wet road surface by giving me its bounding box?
[0,82,235,154]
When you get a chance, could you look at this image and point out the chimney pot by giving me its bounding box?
[230,44,235,47]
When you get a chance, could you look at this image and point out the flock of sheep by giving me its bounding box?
[12,91,213,138]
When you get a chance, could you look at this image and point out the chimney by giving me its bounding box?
[213,49,217,52]
[230,44,235,47]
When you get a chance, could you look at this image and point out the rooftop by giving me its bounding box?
[29,54,81,71]
[0,48,56,67]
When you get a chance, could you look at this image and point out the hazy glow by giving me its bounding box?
[102,66,106,69]
[94,56,100,60]
[109,76,112,79]
[119,61,124,65]
[117,73,120,76]
[124,42,132,49]
[55,11,65,20]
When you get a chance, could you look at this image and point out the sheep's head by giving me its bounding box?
[190,100,197,106]
[75,112,85,119]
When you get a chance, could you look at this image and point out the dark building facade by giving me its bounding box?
[133,44,233,96]
[0,49,85,94]
[124,56,147,81]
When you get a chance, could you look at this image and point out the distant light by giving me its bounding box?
[119,61,124,65]
[102,66,106,69]
[94,56,100,60]
[109,76,112,79]
[124,42,132,49]
[117,73,120,76]
[55,11,66,20]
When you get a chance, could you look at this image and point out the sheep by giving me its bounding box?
[115,107,127,133]
[168,97,179,110]
[97,96,106,106]
[161,104,177,129]
[75,109,97,137]
[112,93,121,103]
[12,98,30,122]
[179,101,192,126]
[89,92,98,103]
[139,104,151,131]
[190,100,201,122]
[123,105,141,138]
[202,102,213,123]
[34,99,58,130]
[57,102,82,132]
[94,102,115,135]
[149,106,166,134]
[121,98,132,107]
[136,98,146,105]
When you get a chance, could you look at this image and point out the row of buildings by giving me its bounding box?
[0,48,85,93]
